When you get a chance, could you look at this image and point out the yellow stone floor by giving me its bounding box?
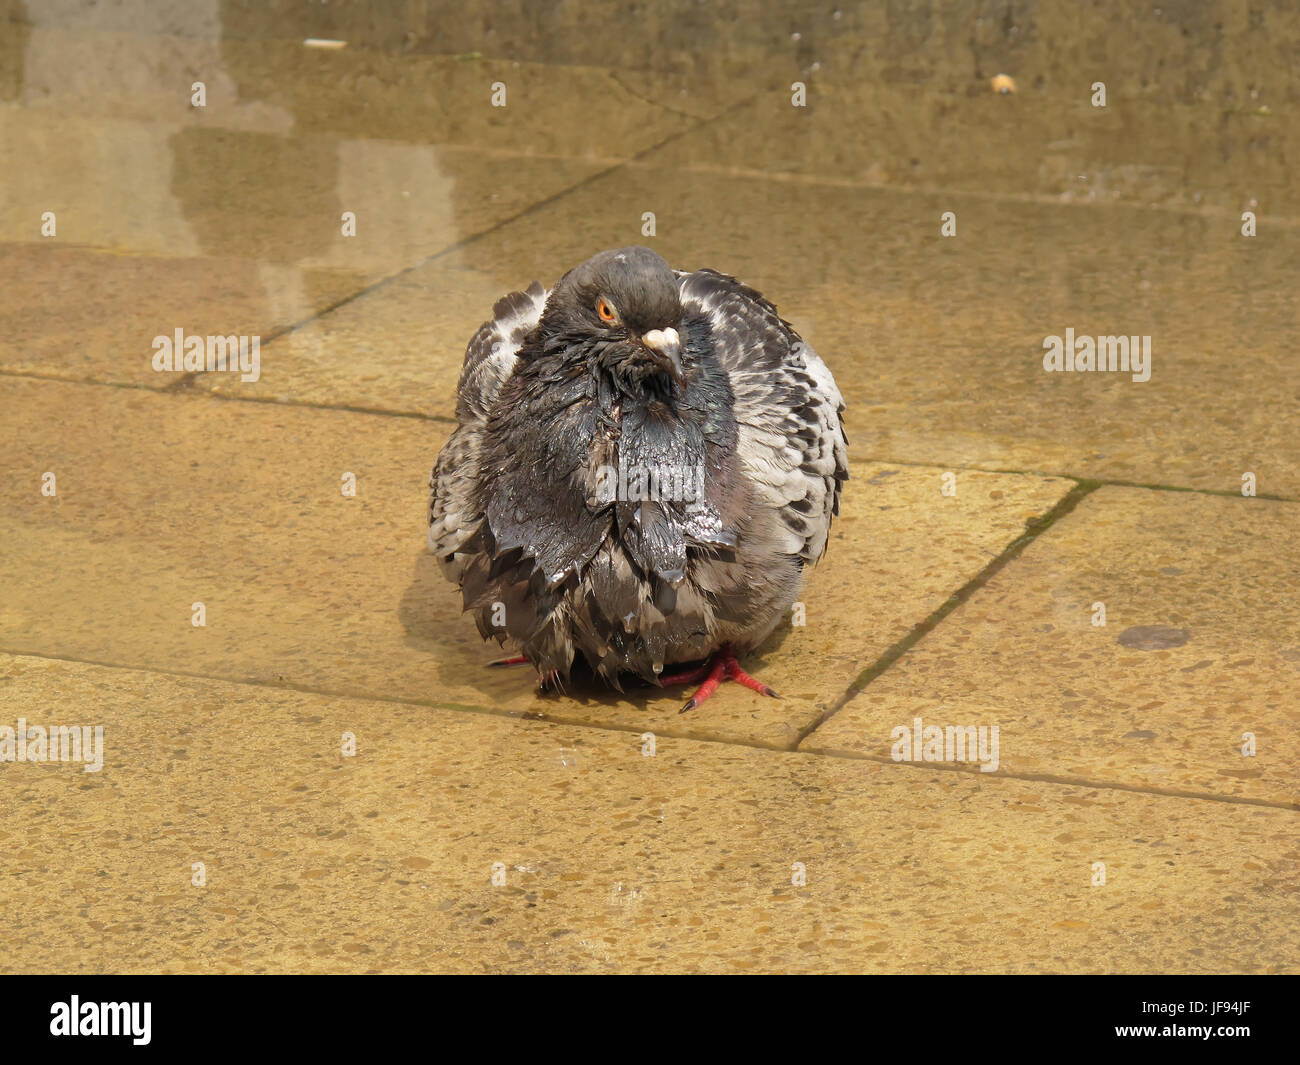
[1,6,1296,973]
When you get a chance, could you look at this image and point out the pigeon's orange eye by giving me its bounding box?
[596,298,617,323]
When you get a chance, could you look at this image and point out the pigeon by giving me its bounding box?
[427,246,847,711]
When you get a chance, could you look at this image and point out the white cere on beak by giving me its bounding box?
[642,327,680,359]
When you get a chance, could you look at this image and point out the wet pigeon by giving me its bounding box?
[427,246,847,711]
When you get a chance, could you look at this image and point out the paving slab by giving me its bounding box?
[0,377,1072,749]
[648,82,1300,220]
[803,486,1300,808]
[0,653,1295,974]
[211,39,723,145]
[190,262,523,414]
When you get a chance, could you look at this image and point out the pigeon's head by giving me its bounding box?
[539,246,684,392]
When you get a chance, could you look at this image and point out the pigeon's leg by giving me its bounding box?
[657,661,715,687]
[724,659,779,699]
[675,644,780,713]
[677,655,729,713]
[489,654,531,667]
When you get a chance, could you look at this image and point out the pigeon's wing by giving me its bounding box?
[428,281,548,568]
[453,280,548,423]
[678,268,848,565]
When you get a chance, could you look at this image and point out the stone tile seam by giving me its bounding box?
[1,645,1294,814]
[5,372,1294,502]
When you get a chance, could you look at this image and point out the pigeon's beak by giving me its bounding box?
[642,328,683,386]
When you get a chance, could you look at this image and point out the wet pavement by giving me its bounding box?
[1,2,1297,973]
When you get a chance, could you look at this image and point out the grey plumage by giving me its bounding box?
[427,246,848,691]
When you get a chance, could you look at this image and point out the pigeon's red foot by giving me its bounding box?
[488,654,531,667]
[660,644,780,713]
[486,654,561,693]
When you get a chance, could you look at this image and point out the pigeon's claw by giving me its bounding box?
[664,645,780,713]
